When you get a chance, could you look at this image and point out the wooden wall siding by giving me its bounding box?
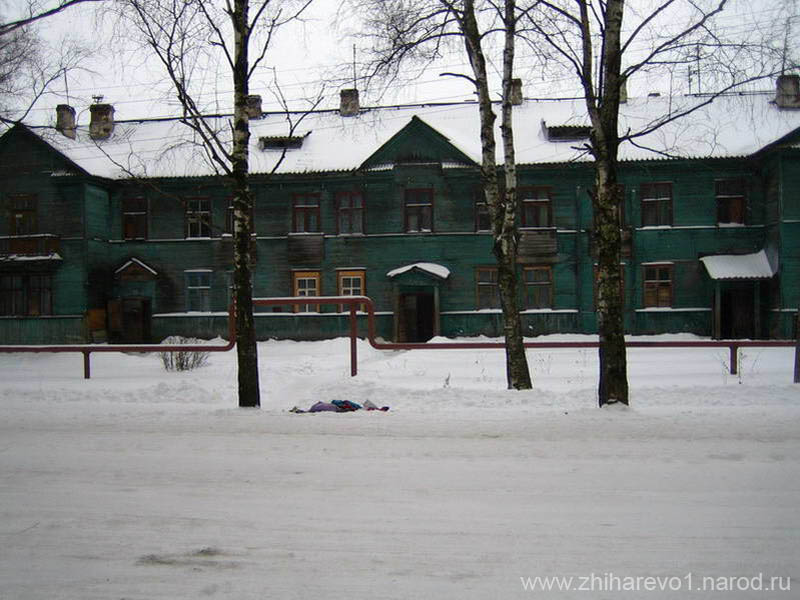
[782,154,800,220]
[287,234,324,264]
[0,316,85,344]
[84,184,111,240]
[518,229,558,259]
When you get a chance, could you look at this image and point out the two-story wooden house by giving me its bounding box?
[1,76,799,344]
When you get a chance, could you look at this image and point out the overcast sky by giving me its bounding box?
[12,0,799,126]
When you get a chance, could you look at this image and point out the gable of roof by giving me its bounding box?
[0,124,90,178]
[359,116,477,171]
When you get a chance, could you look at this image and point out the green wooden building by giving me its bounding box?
[1,78,799,344]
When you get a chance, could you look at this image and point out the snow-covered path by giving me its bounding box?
[0,338,798,598]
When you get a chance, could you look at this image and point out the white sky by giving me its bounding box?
[9,0,799,125]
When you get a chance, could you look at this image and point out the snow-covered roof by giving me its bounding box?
[25,93,800,180]
[386,263,451,280]
[700,250,775,280]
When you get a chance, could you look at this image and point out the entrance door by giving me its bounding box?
[108,297,151,343]
[720,285,754,339]
[398,292,435,342]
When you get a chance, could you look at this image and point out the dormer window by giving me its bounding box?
[258,134,307,150]
[542,121,591,142]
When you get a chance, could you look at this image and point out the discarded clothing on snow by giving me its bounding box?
[289,399,389,413]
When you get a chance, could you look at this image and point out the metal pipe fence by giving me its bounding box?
[0,296,796,382]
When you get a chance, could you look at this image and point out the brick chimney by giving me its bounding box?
[511,78,523,106]
[89,103,114,140]
[245,94,262,119]
[55,104,76,139]
[340,89,360,117]
[775,74,800,109]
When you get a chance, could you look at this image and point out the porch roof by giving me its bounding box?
[700,250,774,280]
[386,262,451,280]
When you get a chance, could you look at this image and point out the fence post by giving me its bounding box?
[83,351,91,379]
[729,345,738,376]
[350,303,358,377]
[794,312,799,384]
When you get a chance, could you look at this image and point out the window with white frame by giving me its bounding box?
[337,269,365,311]
[186,197,211,238]
[292,270,320,312]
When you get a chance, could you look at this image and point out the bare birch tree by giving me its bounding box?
[521,0,796,406]
[116,0,314,408]
[354,0,533,390]
[0,2,94,124]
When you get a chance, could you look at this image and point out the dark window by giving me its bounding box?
[520,187,553,227]
[336,191,364,234]
[292,193,321,233]
[475,189,491,232]
[9,194,37,235]
[185,271,211,311]
[476,267,500,309]
[122,197,147,240]
[524,266,553,309]
[643,264,673,308]
[405,189,433,232]
[640,182,672,226]
[715,179,746,225]
[186,197,211,238]
[0,273,51,316]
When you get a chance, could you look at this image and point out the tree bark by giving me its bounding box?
[462,0,532,389]
[498,0,531,389]
[586,0,628,405]
[231,0,260,407]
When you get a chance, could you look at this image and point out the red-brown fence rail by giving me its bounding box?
[0,297,797,382]
[254,296,799,382]
[0,304,236,378]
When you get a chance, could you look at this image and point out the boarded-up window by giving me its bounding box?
[476,267,500,309]
[292,193,321,233]
[524,266,553,309]
[520,186,553,227]
[640,182,672,226]
[9,194,37,235]
[186,197,211,238]
[715,179,746,225]
[122,197,147,240]
[293,270,320,312]
[336,191,364,234]
[643,264,673,308]
[0,273,51,316]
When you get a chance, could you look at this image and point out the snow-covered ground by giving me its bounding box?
[1,335,798,599]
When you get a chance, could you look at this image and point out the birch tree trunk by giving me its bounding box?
[231,0,260,407]
[462,0,531,389]
[582,0,628,405]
